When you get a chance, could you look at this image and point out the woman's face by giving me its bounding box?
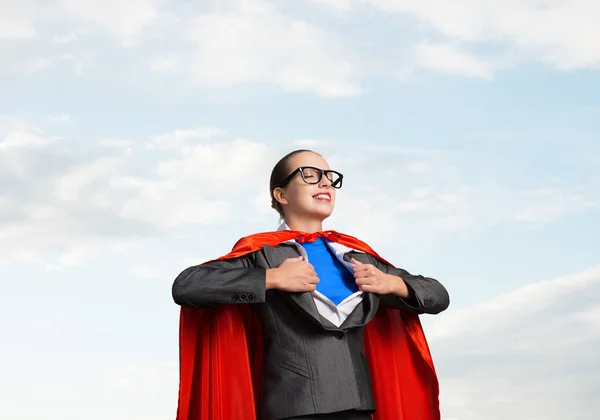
[275,152,337,221]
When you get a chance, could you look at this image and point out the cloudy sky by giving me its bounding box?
[1,0,599,419]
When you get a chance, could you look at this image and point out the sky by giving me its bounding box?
[0,0,599,419]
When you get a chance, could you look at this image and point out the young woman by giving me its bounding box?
[172,150,450,420]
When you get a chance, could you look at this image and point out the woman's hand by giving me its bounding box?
[350,257,409,297]
[266,256,320,292]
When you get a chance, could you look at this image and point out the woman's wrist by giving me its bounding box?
[266,268,279,290]
[388,274,410,298]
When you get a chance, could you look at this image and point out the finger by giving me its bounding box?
[300,281,318,291]
[350,257,363,265]
[354,265,377,276]
[307,275,320,284]
[305,283,317,291]
[355,276,374,286]
[353,266,373,277]
[354,264,369,273]
[358,284,378,293]
[353,271,368,280]
[302,266,317,276]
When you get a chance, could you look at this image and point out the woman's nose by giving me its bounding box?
[318,175,332,188]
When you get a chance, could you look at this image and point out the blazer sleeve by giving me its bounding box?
[367,254,450,315]
[172,252,267,309]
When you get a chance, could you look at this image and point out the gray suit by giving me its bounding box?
[172,242,449,420]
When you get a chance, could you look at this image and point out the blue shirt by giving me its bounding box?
[299,238,359,305]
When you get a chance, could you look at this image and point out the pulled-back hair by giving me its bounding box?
[269,149,321,218]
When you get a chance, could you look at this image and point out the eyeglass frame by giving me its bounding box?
[276,166,344,189]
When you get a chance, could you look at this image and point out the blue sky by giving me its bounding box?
[1,1,599,419]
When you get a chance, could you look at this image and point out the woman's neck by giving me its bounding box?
[284,216,323,233]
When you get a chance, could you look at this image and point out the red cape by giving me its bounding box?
[176,230,440,420]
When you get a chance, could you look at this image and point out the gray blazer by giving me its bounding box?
[172,242,449,420]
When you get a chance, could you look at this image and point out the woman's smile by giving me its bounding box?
[313,192,331,201]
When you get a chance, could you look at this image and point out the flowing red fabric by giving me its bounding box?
[177,230,440,420]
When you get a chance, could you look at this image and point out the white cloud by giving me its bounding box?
[406,160,432,174]
[152,2,362,97]
[148,127,225,150]
[130,255,203,280]
[0,18,36,40]
[327,148,479,244]
[0,359,179,420]
[0,129,49,150]
[430,266,600,420]
[1,117,595,268]
[0,0,161,78]
[154,137,275,191]
[57,246,100,267]
[51,32,79,44]
[0,119,273,265]
[413,42,499,80]
[0,0,160,44]
[54,157,124,201]
[369,0,600,71]
[514,187,598,223]
[116,177,234,229]
[2,119,474,267]
[44,113,71,124]
[310,0,354,12]
[59,0,160,45]
[0,50,53,76]
[3,0,599,88]
[98,138,136,149]
[0,0,39,40]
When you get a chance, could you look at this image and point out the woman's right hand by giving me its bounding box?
[266,256,320,292]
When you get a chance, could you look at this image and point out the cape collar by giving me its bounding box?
[276,222,364,256]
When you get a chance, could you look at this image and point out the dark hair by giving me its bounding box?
[269,149,321,218]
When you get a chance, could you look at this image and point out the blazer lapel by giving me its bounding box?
[262,244,324,326]
[339,292,379,329]
[339,251,381,329]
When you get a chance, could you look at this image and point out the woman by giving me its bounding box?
[172,149,450,420]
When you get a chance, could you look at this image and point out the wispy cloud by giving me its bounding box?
[0,120,272,265]
[0,0,160,44]
[44,113,71,124]
[151,2,362,97]
[368,0,600,72]
[412,42,502,80]
[2,115,597,268]
[430,266,600,420]
[514,187,598,224]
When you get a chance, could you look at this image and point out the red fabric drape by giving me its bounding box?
[176,230,440,420]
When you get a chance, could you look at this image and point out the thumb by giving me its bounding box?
[350,257,362,265]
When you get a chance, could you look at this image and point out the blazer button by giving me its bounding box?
[247,294,255,301]
[334,332,345,340]
[240,293,248,301]
[232,294,240,301]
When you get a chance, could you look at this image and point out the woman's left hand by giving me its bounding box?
[350,258,409,297]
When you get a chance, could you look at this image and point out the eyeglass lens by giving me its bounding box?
[300,167,342,187]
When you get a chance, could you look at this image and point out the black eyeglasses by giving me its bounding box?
[277,166,343,189]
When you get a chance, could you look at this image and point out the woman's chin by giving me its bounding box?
[311,207,334,220]
[293,203,335,221]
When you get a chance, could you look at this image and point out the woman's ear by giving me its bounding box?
[273,187,288,206]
